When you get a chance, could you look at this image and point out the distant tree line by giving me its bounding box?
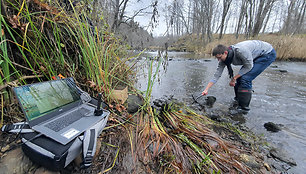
[57,0,305,48]
[164,0,305,44]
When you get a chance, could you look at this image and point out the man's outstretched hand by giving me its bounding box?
[202,89,208,96]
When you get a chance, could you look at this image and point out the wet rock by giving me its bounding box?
[0,148,33,174]
[208,114,231,123]
[270,161,292,172]
[209,114,221,121]
[152,95,180,112]
[240,154,261,169]
[127,94,144,113]
[271,162,283,171]
[282,163,291,170]
[153,95,173,107]
[229,113,246,124]
[269,148,296,166]
[205,103,232,123]
[264,122,281,132]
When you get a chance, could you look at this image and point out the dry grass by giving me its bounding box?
[182,34,306,61]
[135,102,255,173]
[259,34,306,60]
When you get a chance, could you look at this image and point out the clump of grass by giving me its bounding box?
[136,88,252,173]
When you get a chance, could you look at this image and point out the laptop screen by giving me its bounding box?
[14,78,81,121]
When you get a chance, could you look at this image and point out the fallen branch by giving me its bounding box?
[0,75,43,91]
[11,61,38,73]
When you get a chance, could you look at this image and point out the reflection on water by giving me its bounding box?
[133,51,306,173]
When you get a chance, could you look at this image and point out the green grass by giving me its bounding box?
[0,0,135,98]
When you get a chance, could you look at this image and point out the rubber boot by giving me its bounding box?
[230,86,239,109]
[234,85,238,101]
[237,88,252,114]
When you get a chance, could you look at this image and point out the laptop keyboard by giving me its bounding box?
[45,108,91,132]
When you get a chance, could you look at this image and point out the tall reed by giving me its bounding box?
[1,0,135,100]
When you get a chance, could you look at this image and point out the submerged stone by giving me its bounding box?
[279,69,288,73]
[264,122,281,132]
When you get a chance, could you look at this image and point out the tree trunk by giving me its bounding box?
[219,0,232,39]
[235,0,248,39]
[251,0,276,37]
[111,0,120,32]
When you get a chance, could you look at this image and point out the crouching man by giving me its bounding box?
[202,40,276,114]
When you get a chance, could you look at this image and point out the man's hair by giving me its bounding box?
[212,44,228,56]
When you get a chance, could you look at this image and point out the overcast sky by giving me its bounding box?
[126,0,171,37]
[126,0,288,36]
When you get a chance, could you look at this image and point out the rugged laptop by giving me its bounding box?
[14,77,108,145]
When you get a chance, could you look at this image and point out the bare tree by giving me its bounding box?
[293,0,306,34]
[204,0,214,42]
[283,0,306,34]
[244,0,255,38]
[219,0,233,39]
[261,4,273,33]
[190,0,214,43]
[111,0,129,32]
[235,0,248,38]
[251,0,277,37]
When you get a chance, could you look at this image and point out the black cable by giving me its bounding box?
[21,133,43,145]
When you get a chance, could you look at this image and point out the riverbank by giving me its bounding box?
[0,94,296,173]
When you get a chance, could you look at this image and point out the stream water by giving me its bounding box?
[133,51,306,173]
